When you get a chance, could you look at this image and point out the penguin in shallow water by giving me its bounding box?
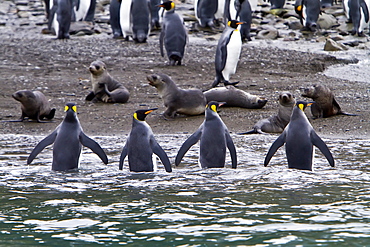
[213,20,244,87]
[264,101,335,171]
[49,0,74,39]
[119,108,172,172]
[175,101,237,169]
[295,0,321,32]
[119,0,151,42]
[158,1,187,66]
[27,103,108,171]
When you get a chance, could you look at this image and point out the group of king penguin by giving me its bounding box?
[35,0,370,172]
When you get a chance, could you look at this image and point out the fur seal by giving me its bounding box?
[119,108,172,172]
[204,86,267,109]
[239,91,295,134]
[175,101,237,169]
[86,60,130,103]
[264,101,335,170]
[12,90,56,123]
[301,84,356,118]
[147,73,206,119]
[27,103,108,171]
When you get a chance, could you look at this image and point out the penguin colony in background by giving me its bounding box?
[18,0,364,171]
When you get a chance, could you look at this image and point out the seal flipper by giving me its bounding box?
[175,128,203,166]
[85,91,95,101]
[333,98,358,116]
[264,131,286,166]
[119,143,128,170]
[46,108,56,120]
[310,131,335,167]
[225,131,237,168]
[79,132,108,164]
[151,140,172,172]
[27,130,58,164]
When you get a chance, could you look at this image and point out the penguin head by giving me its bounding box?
[228,20,245,29]
[64,103,78,121]
[133,108,158,121]
[206,101,226,113]
[158,1,175,11]
[89,60,106,76]
[295,101,313,111]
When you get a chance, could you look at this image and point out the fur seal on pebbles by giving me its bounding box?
[204,86,267,109]
[11,90,55,123]
[302,84,357,118]
[239,91,295,134]
[85,60,130,103]
[147,73,206,119]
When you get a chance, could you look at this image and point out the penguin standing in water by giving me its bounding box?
[49,0,74,39]
[295,0,321,32]
[175,101,237,169]
[119,0,151,42]
[27,103,108,171]
[158,1,187,66]
[343,0,369,36]
[213,20,244,87]
[119,108,172,173]
[264,101,335,171]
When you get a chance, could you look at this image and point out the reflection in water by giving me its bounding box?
[0,134,370,245]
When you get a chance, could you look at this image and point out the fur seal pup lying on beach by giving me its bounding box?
[86,60,130,103]
[239,91,295,134]
[147,73,206,119]
[204,86,267,109]
[301,84,357,118]
[11,90,55,123]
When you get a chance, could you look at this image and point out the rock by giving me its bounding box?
[0,1,11,15]
[317,13,338,30]
[324,38,348,51]
[17,11,29,18]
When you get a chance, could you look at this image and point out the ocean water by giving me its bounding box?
[1,134,369,246]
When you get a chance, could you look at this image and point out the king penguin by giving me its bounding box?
[72,0,96,22]
[213,20,244,87]
[194,0,218,28]
[27,103,108,171]
[264,101,335,171]
[119,108,172,172]
[119,0,150,42]
[294,0,321,32]
[175,101,237,169]
[158,1,188,66]
[48,0,74,39]
[343,0,370,36]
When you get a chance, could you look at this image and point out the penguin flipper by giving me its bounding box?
[152,141,172,172]
[225,132,237,168]
[119,143,128,170]
[27,130,58,164]
[360,0,370,23]
[175,128,203,166]
[264,132,286,166]
[311,131,335,167]
[79,132,108,164]
[159,25,165,57]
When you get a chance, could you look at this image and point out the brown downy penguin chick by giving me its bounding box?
[86,60,130,103]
